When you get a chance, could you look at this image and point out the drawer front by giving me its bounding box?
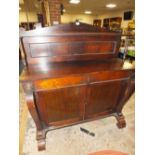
[89,70,130,83]
[34,75,86,90]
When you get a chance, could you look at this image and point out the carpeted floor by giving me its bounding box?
[20,87,135,155]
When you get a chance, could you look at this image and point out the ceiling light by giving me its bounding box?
[85,11,92,14]
[69,0,80,4]
[106,4,117,8]
[63,9,66,12]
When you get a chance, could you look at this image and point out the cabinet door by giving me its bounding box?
[85,71,129,119]
[34,75,86,127]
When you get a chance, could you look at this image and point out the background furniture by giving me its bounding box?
[20,22,36,30]
[93,19,102,27]
[103,17,122,31]
[20,23,135,151]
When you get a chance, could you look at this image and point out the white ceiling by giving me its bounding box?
[62,0,135,15]
[20,0,135,15]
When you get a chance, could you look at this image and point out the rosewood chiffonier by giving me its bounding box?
[20,23,135,151]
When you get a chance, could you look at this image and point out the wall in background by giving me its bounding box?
[61,14,97,25]
[19,12,96,25]
[19,11,38,23]
[97,9,135,28]
[19,9,134,28]
[61,9,134,28]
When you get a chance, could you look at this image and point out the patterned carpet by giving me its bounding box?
[19,85,28,155]
[20,87,135,155]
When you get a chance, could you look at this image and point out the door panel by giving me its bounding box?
[85,79,128,119]
[35,86,86,126]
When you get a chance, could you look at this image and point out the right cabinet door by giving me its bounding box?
[85,70,130,119]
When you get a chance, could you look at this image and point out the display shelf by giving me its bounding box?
[119,35,135,62]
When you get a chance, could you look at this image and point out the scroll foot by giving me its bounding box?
[114,113,126,129]
[38,139,46,151]
[36,130,46,151]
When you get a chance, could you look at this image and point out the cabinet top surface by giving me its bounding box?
[20,59,134,82]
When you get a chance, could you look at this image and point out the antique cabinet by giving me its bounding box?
[20,23,135,151]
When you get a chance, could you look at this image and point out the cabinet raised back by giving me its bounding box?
[20,23,121,70]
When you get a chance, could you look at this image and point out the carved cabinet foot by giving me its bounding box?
[114,113,126,129]
[36,130,46,151]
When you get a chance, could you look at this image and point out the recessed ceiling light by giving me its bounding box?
[106,4,117,8]
[85,11,92,14]
[69,0,80,4]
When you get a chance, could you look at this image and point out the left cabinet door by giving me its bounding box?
[33,75,86,127]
